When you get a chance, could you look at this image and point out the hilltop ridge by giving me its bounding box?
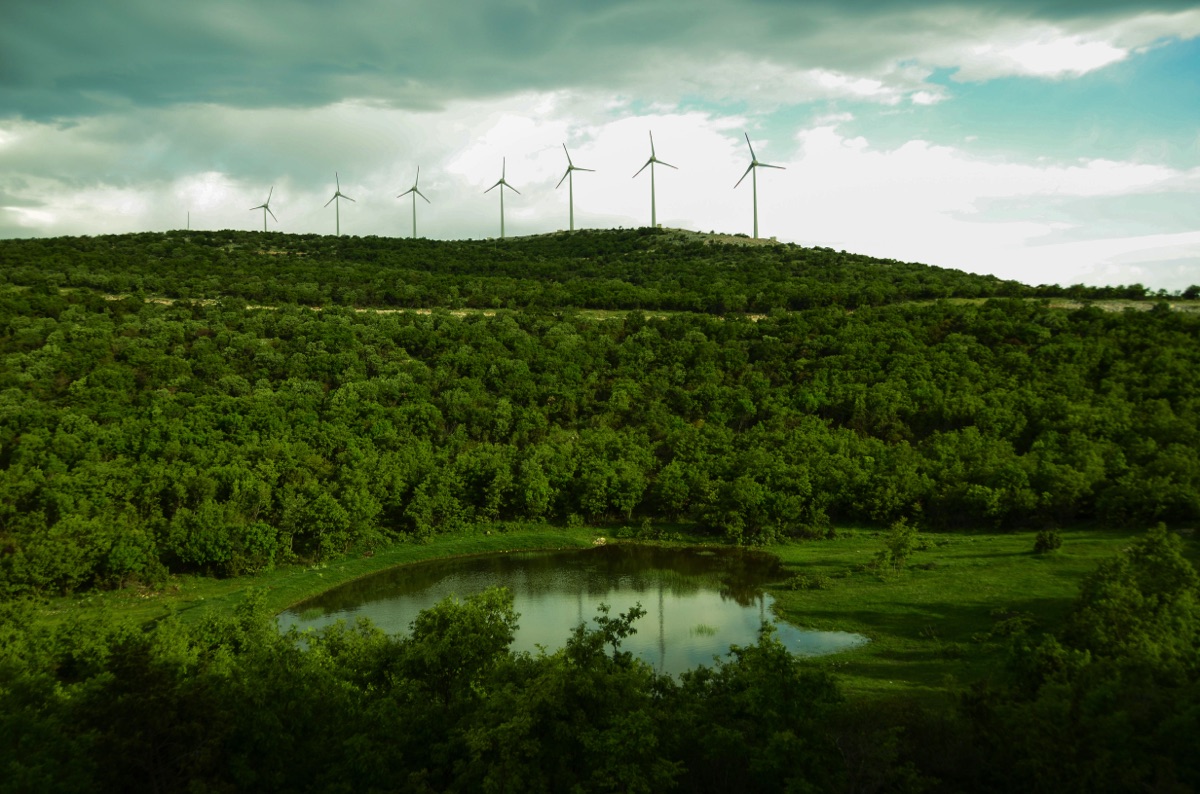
[1,226,1177,313]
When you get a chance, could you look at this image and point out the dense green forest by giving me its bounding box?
[1,229,1198,791]
[0,266,1197,593]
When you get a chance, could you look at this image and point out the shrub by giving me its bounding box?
[1033,530,1062,554]
[786,573,832,591]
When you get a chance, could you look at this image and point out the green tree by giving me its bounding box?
[401,587,520,707]
[1062,523,1199,678]
[877,517,920,573]
[671,624,846,793]
[959,526,1200,792]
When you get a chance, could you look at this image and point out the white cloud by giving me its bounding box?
[1,91,1196,289]
[638,55,939,108]
[779,122,1198,287]
[969,35,1128,79]
[176,172,240,214]
[939,8,1200,81]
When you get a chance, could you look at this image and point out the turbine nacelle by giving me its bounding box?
[556,144,595,189]
[398,187,430,203]
[485,157,521,195]
[250,186,277,230]
[734,132,784,188]
[633,131,677,178]
[398,165,430,203]
[324,172,356,207]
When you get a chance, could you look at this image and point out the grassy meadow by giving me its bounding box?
[769,527,1145,699]
[36,523,1152,701]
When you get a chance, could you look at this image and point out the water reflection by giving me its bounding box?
[279,544,866,674]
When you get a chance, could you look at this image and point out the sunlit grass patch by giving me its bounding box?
[769,526,1144,701]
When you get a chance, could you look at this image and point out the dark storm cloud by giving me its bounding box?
[4,0,1195,120]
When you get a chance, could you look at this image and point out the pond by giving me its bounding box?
[278,544,867,675]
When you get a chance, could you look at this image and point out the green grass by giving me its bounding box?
[38,524,600,629]
[768,527,1142,701]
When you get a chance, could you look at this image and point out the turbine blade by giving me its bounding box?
[734,163,754,188]
[578,167,595,172]
[761,163,785,170]
[649,131,655,157]
[633,160,652,178]
[484,180,501,193]
[416,188,430,203]
[267,207,278,222]
[744,132,757,161]
[335,172,340,190]
[398,187,414,198]
[324,195,336,207]
[510,186,521,195]
[343,194,355,202]
[267,185,274,202]
[415,165,420,184]
[556,169,570,189]
[659,159,678,170]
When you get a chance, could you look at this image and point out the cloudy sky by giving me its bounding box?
[2,0,1198,289]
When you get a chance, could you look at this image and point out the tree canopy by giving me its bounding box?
[0,243,1197,593]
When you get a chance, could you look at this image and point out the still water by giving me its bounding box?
[278,544,867,675]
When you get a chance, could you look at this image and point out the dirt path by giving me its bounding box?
[93,291,1200,318]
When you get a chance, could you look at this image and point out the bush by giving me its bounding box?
[786,573,833,590]
[1033,529,1062,554]
[875,518,920,572]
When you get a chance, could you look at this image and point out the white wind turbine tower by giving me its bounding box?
[397,167,430,239]
[484,157,520,239]
[556,144,594,232]
[633,131,677,228]
[735,133,785,239]
[324,172,355,236]
[249,187,277,232]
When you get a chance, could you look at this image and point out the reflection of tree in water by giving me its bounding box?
[290,549,576,614]
[593,545,783,606]
[718,582,763,608]
[286,544,786,619]
[715,551,786,606]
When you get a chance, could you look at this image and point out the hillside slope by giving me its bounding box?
[1,252,1197,593]
[1,227,1173,313]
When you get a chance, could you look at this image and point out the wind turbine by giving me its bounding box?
[324,172,355,236]
[556,144,594,232]
[633,131,677,228]
[734,133,785,239]
[397,167,430,239]
[484,157,520,239]
[249,187,277,232]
